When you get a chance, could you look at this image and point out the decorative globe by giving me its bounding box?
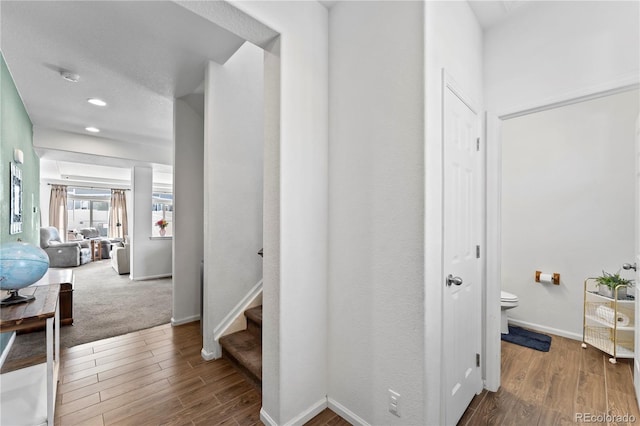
[0,242,49,291]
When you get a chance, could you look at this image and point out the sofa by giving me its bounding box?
[40,226,92,267]
[111,241,130,274]
[79,228,119,259]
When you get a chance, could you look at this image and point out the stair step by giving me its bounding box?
[244,306,262,326]
[219,330,262,388]
[245,306,262,341]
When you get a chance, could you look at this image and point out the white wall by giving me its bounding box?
[184,1,329,423]
[484,1,640,115]
[235,4,329,425]
[131,166,172,280]
[202,42,263,350]
[424,1,484,423]
[501,90,639,338]
[328,2,425,424]
[172,98,204,325]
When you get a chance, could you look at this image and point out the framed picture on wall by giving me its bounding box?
[10,162,23,234]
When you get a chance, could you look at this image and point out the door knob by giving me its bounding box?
[623,263,637,271]
[446,274,463,286]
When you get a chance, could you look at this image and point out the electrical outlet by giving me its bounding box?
[388,389,401,417]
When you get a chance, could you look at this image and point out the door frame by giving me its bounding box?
[485,80,640,393]
[440,70,485,421]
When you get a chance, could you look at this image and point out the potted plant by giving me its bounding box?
[595,270,633,299]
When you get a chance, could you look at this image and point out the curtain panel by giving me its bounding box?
[109,189,128,239]
[49,185,68,240]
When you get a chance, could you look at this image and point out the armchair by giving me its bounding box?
[111,242,130,274]
[40,227,91,267]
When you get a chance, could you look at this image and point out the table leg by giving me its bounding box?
[46,316,53,425]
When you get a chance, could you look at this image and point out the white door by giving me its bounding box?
[634,113,640,406]
[443,81,483,425]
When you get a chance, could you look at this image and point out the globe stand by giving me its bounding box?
[1,289,35,306]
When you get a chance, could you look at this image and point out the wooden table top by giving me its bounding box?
[31,269,73,287]
[0,284,60,332]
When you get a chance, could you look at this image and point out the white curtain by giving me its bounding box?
[49,185,68,240]
[109,189,128,239]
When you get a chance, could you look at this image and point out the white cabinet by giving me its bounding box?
[582,278,635,364]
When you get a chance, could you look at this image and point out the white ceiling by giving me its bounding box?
[467,0,532,30]
[3,0,529,183]
[1,1,246,181]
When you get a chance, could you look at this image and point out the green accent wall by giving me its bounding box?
[1,53,39,246]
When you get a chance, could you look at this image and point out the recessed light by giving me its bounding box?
[85,127,100,133]
[60,70,79,83]
[87,98,107,107]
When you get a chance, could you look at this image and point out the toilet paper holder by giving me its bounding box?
[535,271,560,285]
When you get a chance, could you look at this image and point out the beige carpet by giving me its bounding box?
[4,260,172,364]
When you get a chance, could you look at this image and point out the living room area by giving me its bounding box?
[1,159,176,371]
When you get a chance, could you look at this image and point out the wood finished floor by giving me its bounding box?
[54,321,347,426]
[460,333,640,425]
[50,321,640,425]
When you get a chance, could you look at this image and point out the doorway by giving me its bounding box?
[486,86,640,393]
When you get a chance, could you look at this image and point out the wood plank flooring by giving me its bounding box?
[55,321,262,426]
[460,333,640,425]
[48,322,640,425]
[54,321,346,426]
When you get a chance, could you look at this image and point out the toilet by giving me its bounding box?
[501,291,519,334]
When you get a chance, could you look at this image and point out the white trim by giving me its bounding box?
[0,332,17,369]
[131,273,172,281]
[260,408,277,426]
[328,397,371,426]
[170,315,200,326]
[283,398,327,426]
[201,346,219,361]
[213,280,263,340]
[507,319,582,342]
[443,70,480,115]
[484,112,501,392]
[497,73,639,119]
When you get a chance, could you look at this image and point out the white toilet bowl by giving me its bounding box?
[501,290,519,334]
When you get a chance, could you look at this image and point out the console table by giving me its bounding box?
[0,284,60,425]
[22,269,74,329]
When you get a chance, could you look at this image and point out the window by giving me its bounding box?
[67,187,111,236]
[152,192,173,237]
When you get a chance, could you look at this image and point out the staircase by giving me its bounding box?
[219,305,262,389]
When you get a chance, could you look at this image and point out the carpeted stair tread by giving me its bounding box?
[244,306,262,326]
[220,330,262,385]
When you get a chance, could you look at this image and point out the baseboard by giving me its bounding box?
[260,398,327,426]
[285,398,327,425]
[213,280,263,340]
[0,332,16,369]
[508,318,582,341]
[171,315,200,326]
[328,397,371,426]
[131,273,172,281]
[260,408,277,426]
[201,346,220,361]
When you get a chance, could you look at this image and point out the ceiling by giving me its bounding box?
[467,1,532,30]
[3,0,529,184]
[1,1,246,182]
